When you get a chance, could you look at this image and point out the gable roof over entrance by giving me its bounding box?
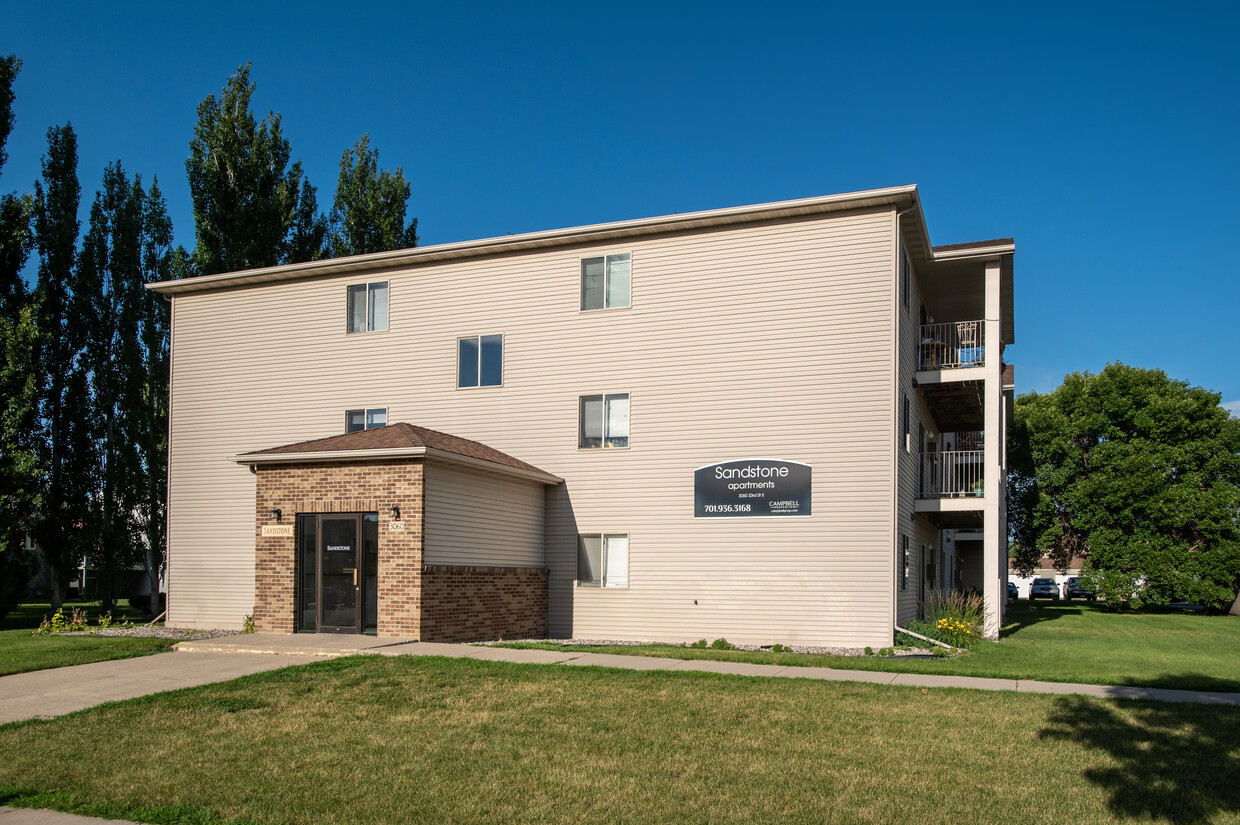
[234,423,561,484]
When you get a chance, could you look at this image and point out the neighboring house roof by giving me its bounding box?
[234,423,561,484]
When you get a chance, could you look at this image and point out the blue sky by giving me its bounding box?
[4,2,1238,410]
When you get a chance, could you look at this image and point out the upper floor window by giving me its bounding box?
[346,408,387,433]
[581,253,630,311]
[579,393,629,448]
[347,282,388,333]
[458,334,503,388]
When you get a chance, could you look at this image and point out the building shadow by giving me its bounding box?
[1038,685,1240,824]
[1000,601,1086,637]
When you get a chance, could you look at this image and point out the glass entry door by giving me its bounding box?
[298,513,378,634]
[319,516,361,632]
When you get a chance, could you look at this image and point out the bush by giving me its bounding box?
[689,639,708,649]
[129,594,150,613]
[709,638,734,650]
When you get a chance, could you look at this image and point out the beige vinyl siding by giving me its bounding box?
[167,208,898,645]
[423,462,544,567]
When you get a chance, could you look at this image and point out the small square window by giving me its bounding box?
[347,282,388,333]
[346,408,387,433]
[580,253,630,311]
[458,334,503,388]
[579,393,629,448]
[577,533,628,587]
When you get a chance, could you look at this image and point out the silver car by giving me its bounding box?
[1028,577,1059,600]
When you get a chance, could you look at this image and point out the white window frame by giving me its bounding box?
[346,408,387,433]
[578,392,630,449]
[580,252,631,311]
[457,334,504,388]
[576,533,629,588]
[346,281,389,333]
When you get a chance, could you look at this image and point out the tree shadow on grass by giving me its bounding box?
[1040,691,1240,825]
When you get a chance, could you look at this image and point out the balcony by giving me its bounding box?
[918,321,985,371]
[919,450,985,499]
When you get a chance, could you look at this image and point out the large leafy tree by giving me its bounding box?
[329,133,418,257]
[1009,363,1240,611]
[186,63,326,275]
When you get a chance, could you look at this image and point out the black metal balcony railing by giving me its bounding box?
[920,450,985,498]
[918,321,985,370]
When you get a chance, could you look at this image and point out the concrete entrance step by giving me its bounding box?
[174,633,415,657]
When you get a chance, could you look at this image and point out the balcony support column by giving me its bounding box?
[982,259,1003,639]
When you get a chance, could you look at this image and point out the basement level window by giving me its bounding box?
[577,534,629,588]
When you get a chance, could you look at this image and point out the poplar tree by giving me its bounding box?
[186,63,326,275]
[32,123,90,609]
[328,134,418,257]
[77,162,144,609]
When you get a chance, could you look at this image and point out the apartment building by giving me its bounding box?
[148,185,1015,647]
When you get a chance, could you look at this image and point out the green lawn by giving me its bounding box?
[0,601,175,677]
[1,655,1237,825]
[496,601,1240,692]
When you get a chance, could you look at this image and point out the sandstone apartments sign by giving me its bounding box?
[694,459,812,518]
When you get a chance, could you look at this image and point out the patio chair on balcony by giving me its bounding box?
[956,321,981,367]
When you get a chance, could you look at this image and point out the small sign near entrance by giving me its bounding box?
[260,525,294,537]
[388,520,406,532]
[694,459,812,518]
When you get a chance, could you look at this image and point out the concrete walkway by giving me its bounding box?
[175,634,1240,705]
[3,633,1238,729]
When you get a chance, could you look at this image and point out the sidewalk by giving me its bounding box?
[174,634,1240,705]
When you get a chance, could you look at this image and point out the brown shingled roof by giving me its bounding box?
[931,238,1015,253]
[241,423,551,477]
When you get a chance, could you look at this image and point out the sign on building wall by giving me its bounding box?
[694,459,812,518]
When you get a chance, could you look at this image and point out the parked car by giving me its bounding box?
[1062,576,1095,601]
[1028,577,1059,600]
[1006,582,1019,601]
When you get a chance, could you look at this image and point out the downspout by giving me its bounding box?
[894,624,958,652]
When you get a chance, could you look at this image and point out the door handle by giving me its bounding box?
[343,567,357,586]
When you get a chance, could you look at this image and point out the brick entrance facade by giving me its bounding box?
[252,456,548,641]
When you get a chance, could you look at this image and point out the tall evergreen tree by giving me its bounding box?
[76,162,145,610]
[134,179,179,616]
[0,53,37,618]
[328,133,418,257]
[0,55,33,314]
[32,123,89,609]
[186,63,325,275]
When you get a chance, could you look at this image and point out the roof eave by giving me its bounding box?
[146,185,920,296]
[232,446,563,485]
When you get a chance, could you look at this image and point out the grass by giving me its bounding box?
[0,600,175,677]
[495,601,1240,692]
[1,655,1238,825]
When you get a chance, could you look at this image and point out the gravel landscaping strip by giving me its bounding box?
[56,627,243,640]
[487,638,939,657]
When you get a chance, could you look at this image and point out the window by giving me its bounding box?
[579,393,629,448]
[899,244,909,310]
[347,282,388,333]
[901,392,910,451]
[346,408,387,433]
[580,253,630,310]
[458,334,503,388]
[577,534,628,587]
[901,534,909,590]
